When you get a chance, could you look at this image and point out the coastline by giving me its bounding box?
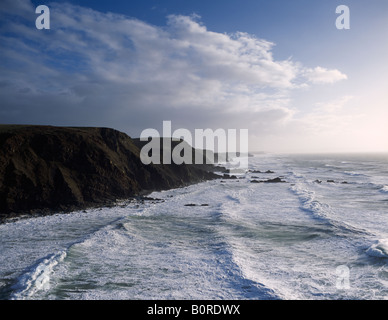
[0,125,225,224]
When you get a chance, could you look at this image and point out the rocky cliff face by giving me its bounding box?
[0,125,219,219]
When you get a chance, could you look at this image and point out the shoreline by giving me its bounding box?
[0,178,221,225]
[0,125,227,224]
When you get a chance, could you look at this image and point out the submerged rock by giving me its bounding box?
[184,203,209,207]
[250,177,286,183]
[264,177,286,183]
[249,169,275,174]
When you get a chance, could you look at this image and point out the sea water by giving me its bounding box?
[0,153,387,300]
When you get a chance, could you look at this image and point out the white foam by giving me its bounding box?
[290,183,330,221]
[379,186,388,193]
[343,171,365,177]
[366,240,388,258]
[10,251,67,300]
[2,153,388,300]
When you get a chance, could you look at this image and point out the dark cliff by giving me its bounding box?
[0,125,219,220]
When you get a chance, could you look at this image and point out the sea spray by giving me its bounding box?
[10,251,67,300]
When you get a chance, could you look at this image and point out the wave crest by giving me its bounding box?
[10,251,67,300]
[379,186,388,193]
[366,240,388,258]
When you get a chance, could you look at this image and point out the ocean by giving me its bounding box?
[1,153,387,300]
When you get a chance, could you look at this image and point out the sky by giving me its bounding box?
[0,0,387,153]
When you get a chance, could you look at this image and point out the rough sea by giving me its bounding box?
[1,153,387,300]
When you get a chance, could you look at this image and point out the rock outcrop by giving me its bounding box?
[0,125,219,220]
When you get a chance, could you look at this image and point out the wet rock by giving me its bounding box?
[264,177,286,183]
[184,203,209,207]
[249,169,275,174]
[250,177,286,183]
[222,174,237,179]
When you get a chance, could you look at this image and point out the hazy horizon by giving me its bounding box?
[1,0,387,153]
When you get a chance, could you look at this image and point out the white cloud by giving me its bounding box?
[0,0,353,152]
[0,0,34,18]
[303,66,348,84]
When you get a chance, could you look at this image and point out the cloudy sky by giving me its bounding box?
[0,0,387,153]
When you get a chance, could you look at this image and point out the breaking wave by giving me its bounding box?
[366,239,388,258]
[379,186,388,193]
[10,251,67,300]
